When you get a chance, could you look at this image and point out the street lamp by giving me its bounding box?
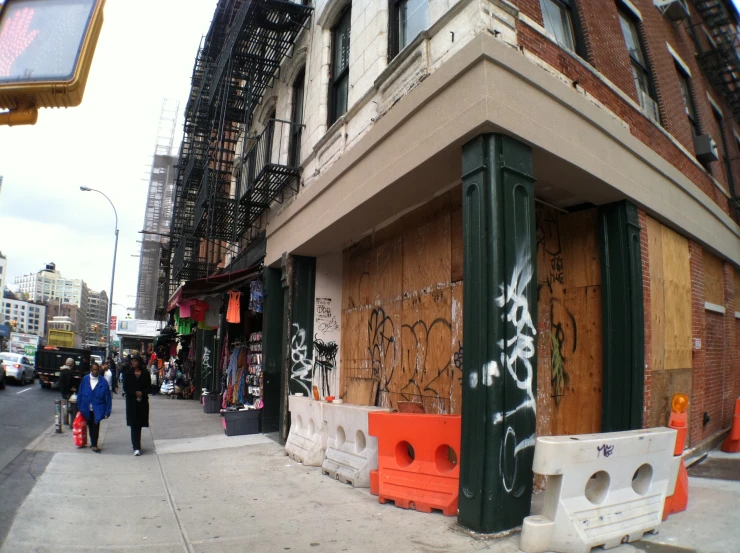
[80,186,118,361]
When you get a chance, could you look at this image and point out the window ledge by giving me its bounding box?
[704,301,726,314]
[735,311,740,319]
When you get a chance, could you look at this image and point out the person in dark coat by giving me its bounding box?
[107,356,118,393]
[76,362,112,453]
[123,355,149,456]
[59,358,76,400]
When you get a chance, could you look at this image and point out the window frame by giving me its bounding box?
[289,69,306,167]
[389,0,429,60]
[617,5,659,121]
[539,0,587,59]
[329,7,351,126]
[676,66,700,138]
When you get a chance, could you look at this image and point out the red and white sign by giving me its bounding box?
[109,316,117,330]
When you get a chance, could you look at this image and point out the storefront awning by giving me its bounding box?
[166,265,262,312]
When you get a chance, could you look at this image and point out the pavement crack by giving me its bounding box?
[153,427,193,553]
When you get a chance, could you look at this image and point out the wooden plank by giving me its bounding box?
[376,235,403,304]
[398,289,453,414]
[535,282,554,439]
[343,377,380,406]
[662,226,692,369]
[450,283,464,415]
[703,251,724,306]
[339,309,367,401]
[560,209,601,289]
[402,198,451,296]
[647,217,665,372]
[550,285,603,435]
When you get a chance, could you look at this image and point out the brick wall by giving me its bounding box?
[704,311,725,437]
[723,264,738,427]
[689,240,706,446]
[512,0,739,218]
[639,208,652,428]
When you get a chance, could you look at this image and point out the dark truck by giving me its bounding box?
[35,346,91,389]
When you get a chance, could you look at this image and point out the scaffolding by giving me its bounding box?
[169,0,313,296]
[135,99,180,320]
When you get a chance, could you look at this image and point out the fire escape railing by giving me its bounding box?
[169,0,312,290]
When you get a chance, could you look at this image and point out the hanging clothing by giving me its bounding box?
[179,300,194,318]
[190,299,208,322]
[226,290,242,323]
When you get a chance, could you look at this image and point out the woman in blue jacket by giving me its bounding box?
[76,362,112,453]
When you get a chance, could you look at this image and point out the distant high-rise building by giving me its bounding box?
[87,289,109,346]
[1,297,46,336]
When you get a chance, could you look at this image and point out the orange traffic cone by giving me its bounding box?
[721,398,740,453]
[663,394,689,520]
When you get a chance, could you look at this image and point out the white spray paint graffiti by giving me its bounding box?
[493,252,537,495]
[291,324,313,395]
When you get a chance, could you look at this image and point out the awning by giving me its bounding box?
[166,264,262,312]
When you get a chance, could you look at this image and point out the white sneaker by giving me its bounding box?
[134,450,141,456]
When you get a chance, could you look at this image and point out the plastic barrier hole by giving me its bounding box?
[336,426,346,447]
[294,415,303,432]
[308,419,316,436]
[584,471,610,504]
[435,445,458,472]
[395,440,415,467]
[355,430,366,454]
[632,463,653,495]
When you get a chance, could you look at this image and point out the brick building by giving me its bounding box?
[167,0,739,533]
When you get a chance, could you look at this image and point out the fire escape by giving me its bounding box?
[691,0,740,208]
[169,0,312,298]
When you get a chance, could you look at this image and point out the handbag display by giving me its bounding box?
[73,411,88,448]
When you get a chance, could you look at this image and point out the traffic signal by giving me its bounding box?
[0,0,105,125]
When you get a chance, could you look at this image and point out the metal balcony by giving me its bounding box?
[172,236,214,282]
[236,118,302,231]
[691,0,740,120]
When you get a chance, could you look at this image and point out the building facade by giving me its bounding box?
[166,0,740,533]
[2,297,46,336]
[16,263,91,341]
[46,302,84,339]
[0,251,6,293]
[86,290,109,347]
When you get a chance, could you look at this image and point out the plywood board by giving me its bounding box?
[536,205,562,288]
[550,285,603,436]
[703,251,724,306]
[343,377,379,406]
[402,203,451,296]
[339,309,369,399]
[662,226,692,370]
[398,289,453,414]
[649,368,692,449]
[451,205,463,283]
[560,209,601,289]
[450,283,464,415]
[647,217,666,372]
[342,237,375,310]
[376,235,403,304]
[368,299,402,409]
[536,282,554,439]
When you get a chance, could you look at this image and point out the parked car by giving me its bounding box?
[0,358,6,389]
[0,352,36,385]
[91,354,103,366]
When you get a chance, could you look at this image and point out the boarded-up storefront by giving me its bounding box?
[535,205,603,437]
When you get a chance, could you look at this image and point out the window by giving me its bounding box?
[540,0,577,51]
[712,108,734,187]
[329,8,351,125]
[676,68,700,137]
[289,69,305,167]
[618,8,659,123]
[390,0,429,58]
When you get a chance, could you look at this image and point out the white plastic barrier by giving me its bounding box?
[321,403,390,488]
[520,427,679,553]
[285,396,327,466]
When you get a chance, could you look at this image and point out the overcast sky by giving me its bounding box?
[0,0,216,322]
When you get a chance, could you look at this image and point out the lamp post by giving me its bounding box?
[80,186,118,361]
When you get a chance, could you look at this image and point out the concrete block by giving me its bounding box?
[285,396,327,466]
[520,427,679,553]
[322,402,390,487]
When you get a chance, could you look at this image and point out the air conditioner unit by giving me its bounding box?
[694,134,719,164]
[654,0,690,21]
[638,90,661,125]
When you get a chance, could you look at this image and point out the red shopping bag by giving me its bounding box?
[73,411,88,448]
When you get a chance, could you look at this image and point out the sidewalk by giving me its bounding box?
[1,395,737,553]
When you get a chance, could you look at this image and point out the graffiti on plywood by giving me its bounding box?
[550,299,577,404]
[537,207,564,293]
[368,307,396,383]
[290,324,313,395]
[314,337,338,397]
[399,317,452,411]
[494,252,537,497]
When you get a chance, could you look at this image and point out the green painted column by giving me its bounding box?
[598,201,644,431]
[459,133,537,533]
[262,267,284,433]
[288,255,316,396]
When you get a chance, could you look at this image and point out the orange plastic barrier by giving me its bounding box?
[721,398,740,453]
[368,412,461,516]
[663,410,688,520]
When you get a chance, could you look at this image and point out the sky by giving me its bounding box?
[0,0,217,322]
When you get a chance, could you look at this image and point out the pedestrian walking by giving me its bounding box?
[59,358,76,400]
[76,362,112,453]
[123,355,149,456]
[107,356,118,393]
[102,362,114,391]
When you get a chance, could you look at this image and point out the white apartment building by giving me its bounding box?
[2,298,46,336]
[0,252,6,294]
[16,263,90,307]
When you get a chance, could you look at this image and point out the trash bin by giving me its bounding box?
[203,393,221,414]
[224,409,260,436]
